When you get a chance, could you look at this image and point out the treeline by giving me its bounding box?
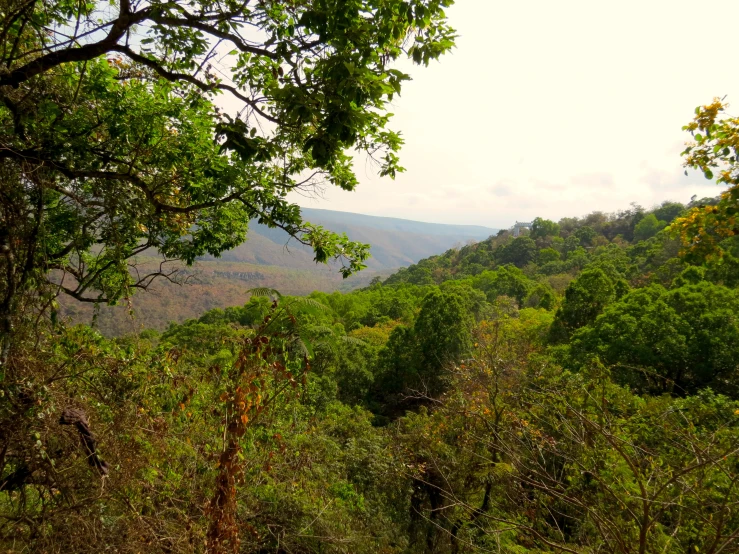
[5,194,739,553]
[386,198,725,287]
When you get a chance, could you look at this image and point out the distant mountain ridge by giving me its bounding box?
[299,208,498,239]
[61,208,499,335]
[234,207,499,270]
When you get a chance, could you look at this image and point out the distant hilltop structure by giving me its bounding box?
[512,221,532,237]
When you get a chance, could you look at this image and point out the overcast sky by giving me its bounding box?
[291,0,739,228]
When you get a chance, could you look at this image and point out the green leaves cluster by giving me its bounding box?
[571,280,739,396]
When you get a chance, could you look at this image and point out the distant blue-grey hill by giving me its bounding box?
[300,208,498,240]
[67,209,500,335]
[213,207,499,270]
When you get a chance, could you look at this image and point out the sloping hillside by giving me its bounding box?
[205,208,498,270]
[60,208,498,335]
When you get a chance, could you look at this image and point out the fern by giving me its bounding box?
[287,335,310,357]
[247,287,282,299]
[305,324,335,337]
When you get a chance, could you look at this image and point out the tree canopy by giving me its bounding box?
[634,213,667,242]
[548,268,620,342]
[6,13,739,549]
[0,0,456,361]
[530,216,559,239]
[572,281,739,395]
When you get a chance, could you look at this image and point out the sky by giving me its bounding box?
[292,0,739,229]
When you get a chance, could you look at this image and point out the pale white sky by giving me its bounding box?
[294,0,738,228]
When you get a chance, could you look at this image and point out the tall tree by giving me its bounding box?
[496,236,537,268]
[414,288,473,394]
[530,216,559,239]
[548,267,616,343]
[634,213,667,241]
[0,0,456,362]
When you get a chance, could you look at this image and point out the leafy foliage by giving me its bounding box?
[548,268,621,342]
[571,281,739,395]
[673,99,739,262]
[5,58,739,552]
[0,0,456,362]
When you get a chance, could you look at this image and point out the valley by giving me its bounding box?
[59,209,497,335]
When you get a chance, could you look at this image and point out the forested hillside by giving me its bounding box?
[210,208,498,271]
[3,0,739,551]
[10,185,739,552]
[59,210,496,336]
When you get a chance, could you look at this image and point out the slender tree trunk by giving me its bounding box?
[0,230,16,369]
[0,179,43,371]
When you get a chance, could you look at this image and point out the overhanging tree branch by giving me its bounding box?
[110,45,282,124]
[0,7,150,87]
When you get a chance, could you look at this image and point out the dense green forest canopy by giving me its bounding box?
[6,181,739,552]
[3,1,739,549]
